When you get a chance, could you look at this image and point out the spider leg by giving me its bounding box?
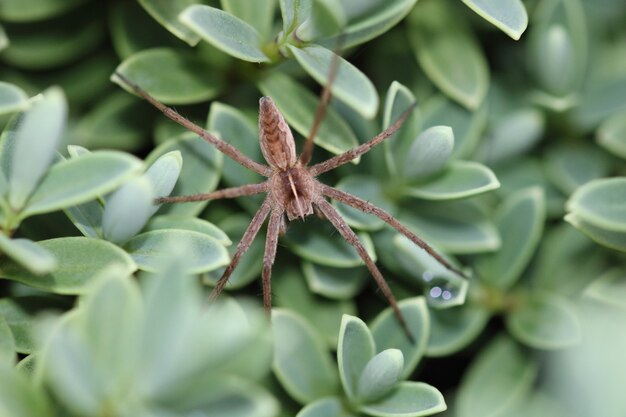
[209,196,273,302]
[113,72,272,177]
[156,181,269,204]
[309,103,416,176]
[320,184,468,279]
[314,198,414,342]
[262,208,284,316]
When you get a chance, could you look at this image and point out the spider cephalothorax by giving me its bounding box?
[114,71,466,339]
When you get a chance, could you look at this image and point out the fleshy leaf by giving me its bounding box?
[0,0,86,22]
[0,316,16,365]
[461,0,528,40]
[544,145,611,195]
[337,314,375,400]
[296,396,358,417]
[404,126,454,180]
[179,5,270,63]
[564,212,626,252]
[102,177,154,245]
[288,45,378,118]
[597,110,626,159]
[358,381,446,417]
[0,237,136,294]
[0,82,29,115]
[146,215,230,245]
[506,292,581,349]
[302,262,368,300]
[221,0,276,39]
[356,349,403,403]
[137,0,203,45]
[426,303,490,357]
[145,150,183,215]
[585,268,626,310]
[0,235,56,276]
[566,178,626,232]
[333,175,394,231]
[272,309,339,404]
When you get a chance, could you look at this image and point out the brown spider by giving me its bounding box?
[113,71,466,338]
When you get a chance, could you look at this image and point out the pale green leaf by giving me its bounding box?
[358,381,446,417]
[356,349,403,403]
[137,0,203,45]
[0,235,56,276]
[0,82,28,115]
[461,0,528,40]
[102,177,154,244]
[337,314,375,400]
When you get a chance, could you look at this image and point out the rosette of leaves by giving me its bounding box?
[272,297,446,417]
[0,250,277,417]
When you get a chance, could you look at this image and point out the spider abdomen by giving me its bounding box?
[259,97,297,170]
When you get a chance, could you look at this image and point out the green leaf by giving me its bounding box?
[426,303,490,357]
[337,314,375,400]
[7,88,66,211]
[257,72,358,158]
[0,0,86,22]
[0,235,56,275]
[288,45,378,118]
[397,200,501,255]
[147,133,222,216]
[456,335,537,417]
[137,0,203,45]
[285,219,376,268]
[113,48,220,104]
[475,187,545,290]
[102,177,154,244]
[71,92,152,152]
[273,265,356,347]
[125,229,229,274]
[0,316,16,365]
[302,262,368,300]
[409,1,489,109]
[21,151,144,219]
[335,0,417,48]
[585,268,626,310]
[64,200,104,239]
[566,178,626,232]
[356,349,403,403]
[370,297,429,379]
[296,396,358,417]
[597,109,626,159]
[402,161,500,200]
[333,176,394,231]
[461,0,528,40]
[0,237,136,294]
[544,144,611,195]
[574,77,626,130]
[404,126,454,180]
[146,215,231,245]
[221,0,276,39]
[145,150,183,214]
[0,82,28,115]
[506,292,581,349]
[279,0,311,35]
[0,25,7,51]
[358,381,446,417]
[272,309,339,404]
[179,5,270,63]
[564,212,626,252]
[0,363,53,417]
[296,0,345,42]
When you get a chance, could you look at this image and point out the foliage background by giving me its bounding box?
[1,0,626,416]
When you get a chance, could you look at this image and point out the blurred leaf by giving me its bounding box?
[0,0,86,22]
[574,76,626,130]
[0,235,56,275]
[456,335,538,417]
[258,72,358,158]
[296,396,357,417]
[564,212,626,252]
[404,126,454,180]
[506,292,581,349]
[279,0,311,35]
[272,309,339,404]
[0,237,136,294]
[137,0,203,46]
[147,133,222,217]
[5,88,66,211]
[21,151,144,220]
[337,314,375,400]
[274,265,356,347]
[0,316,16,365]
[285,219,376,267]
[114,48,220,104]
[0,25,7,51]
[461,0,528,40]
[302,261,368,300]
[0,363,52,417]
[0,82,28,115]
[64,199,104,239]
[544,144,611,195]
[333,175,394,231]
[426,303,489,357]
[296,0,345,42]
[179,5,270,62]
[370,297,429,379]
[358,381,446,417]
[146,215,231,245]
[566,178,626,232]
[585,268,626,310]
[409,1,489,109]
[102,176,154,244]
[475,187,545,290]
[356,349,403,403]
[402,161,500,200]
[288,45,378,118]
[597,109,626,159]
[72,92,152,151]
[221,0,276,39]
[125,229,229,273]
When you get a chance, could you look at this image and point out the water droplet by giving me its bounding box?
[422,274,467,309]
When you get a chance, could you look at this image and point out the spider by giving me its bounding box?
[113,70,466,338]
